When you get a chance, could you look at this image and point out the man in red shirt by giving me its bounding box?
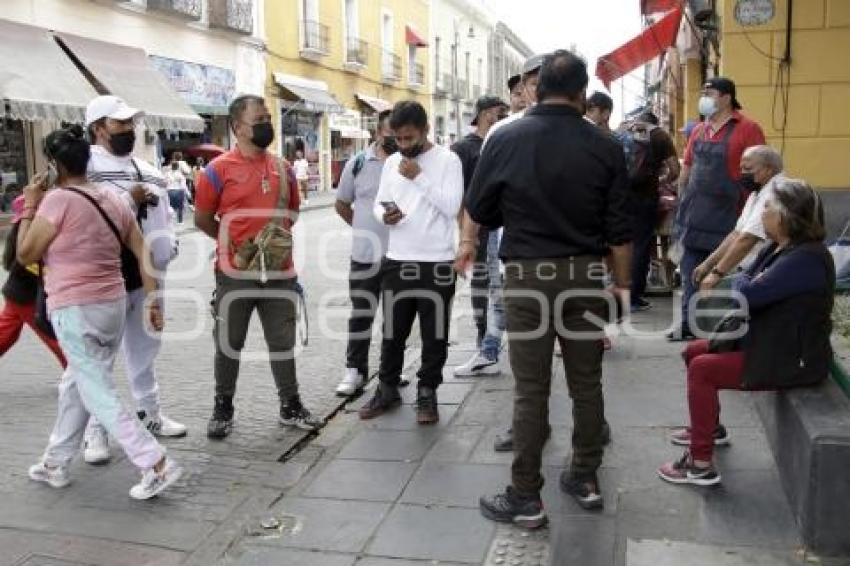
[195,95,322,438]
[671,77,766,341]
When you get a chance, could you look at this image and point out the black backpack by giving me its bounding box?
[615,122,657,187]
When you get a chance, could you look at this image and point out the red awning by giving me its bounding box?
[405,25,428,48]
[596,7,683,90]
[641,0,680,14]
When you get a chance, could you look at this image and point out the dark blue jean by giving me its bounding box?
[679,246,711,334]
[630,197,659,303]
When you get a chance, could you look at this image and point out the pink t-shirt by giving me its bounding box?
[36,185,135,312]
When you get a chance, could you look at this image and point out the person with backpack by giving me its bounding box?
[0,195,67,367]
[616,111,680,313]
[333,109,397,396]
[83,95,186,465]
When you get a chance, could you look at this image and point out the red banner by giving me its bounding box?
[596,7,683,90]
[641,0,680,14]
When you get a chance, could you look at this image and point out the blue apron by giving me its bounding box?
[676,122,741,252]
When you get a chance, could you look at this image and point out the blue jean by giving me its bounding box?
[481,231,505,360]
[679,246,711,334]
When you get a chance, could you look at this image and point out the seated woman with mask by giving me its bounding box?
[657,178,833,486]
[16,125,182,499]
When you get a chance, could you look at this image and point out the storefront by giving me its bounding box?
[329,110,370,187]
[150,55,236,160]
[273,73,344,194]
[0,19,96,203]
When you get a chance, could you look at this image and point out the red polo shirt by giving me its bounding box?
[195,147,300,275]
[683,111,766,181]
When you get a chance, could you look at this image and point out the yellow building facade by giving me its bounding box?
[711,0,850,190]
[265,0,431,192]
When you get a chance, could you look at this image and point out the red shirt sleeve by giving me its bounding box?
[194,162,223,214]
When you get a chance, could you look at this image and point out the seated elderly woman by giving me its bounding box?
[658,178,834,486]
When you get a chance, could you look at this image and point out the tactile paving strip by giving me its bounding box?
[485,525,551,566]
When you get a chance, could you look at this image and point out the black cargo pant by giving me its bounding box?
[470,233,490,346]
[345,260,384,377]
[377,259,456,390]
[504,257,608,494]
[213,272,298,403]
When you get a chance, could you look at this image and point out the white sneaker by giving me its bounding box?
[336,368,365,396]
[84,427,111,465]
[453,352,500,377]
[129,457,183,500]
[139,411,188,438]
[28,461,70,488]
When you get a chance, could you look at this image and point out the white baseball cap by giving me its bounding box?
[85,95,144,126]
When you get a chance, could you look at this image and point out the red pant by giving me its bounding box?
[0,298,67,368]
[684,339,744,461]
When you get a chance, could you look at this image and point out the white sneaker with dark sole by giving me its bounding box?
[335,368,365,397]
[453,352,500,377]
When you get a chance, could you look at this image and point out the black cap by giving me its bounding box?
[471,95,508,125]
[704,77,742,110]
[522,53,547,76]
[507,74,521,92]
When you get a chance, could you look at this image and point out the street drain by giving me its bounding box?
[485,526,551,566]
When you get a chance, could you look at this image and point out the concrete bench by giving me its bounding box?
[754,364,850,555]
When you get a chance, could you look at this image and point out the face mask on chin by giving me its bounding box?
[399,143,424,159]
[380,136,398,155]
[108,130,136,156]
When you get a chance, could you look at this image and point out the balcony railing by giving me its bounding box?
[302,20,330,54]
[382,50,402,82]
[409,62,425,86]
[345,37,368,66]
[208,0,253,34]
[147,0,202,19]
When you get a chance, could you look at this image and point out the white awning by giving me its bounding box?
[0,19,97,123]
[273,72,344,114]
[57,33,205,132]
[355,93,393,113]
[332,126,371,139]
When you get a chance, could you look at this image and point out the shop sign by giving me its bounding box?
[150,56,235,110]
[328,110,361,132]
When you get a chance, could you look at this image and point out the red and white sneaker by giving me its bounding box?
[657,452,721,486]
[670,424,730,447]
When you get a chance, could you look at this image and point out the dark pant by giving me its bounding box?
[504,257,607,494]
[378,259,456,390]
[471,242,490,346]
[679,246,711,334]
[630,196,658,303]
[346,260,383,376]
[168,190,185,223]
[213,272,298,402]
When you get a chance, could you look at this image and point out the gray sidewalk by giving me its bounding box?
[216,300,845,566]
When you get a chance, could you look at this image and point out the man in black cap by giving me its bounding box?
[671,76,765,341]
[451,96,508,374]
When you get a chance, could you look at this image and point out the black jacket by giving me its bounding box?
[452,132,489,255]
[465,104,633,259]
[741,242,835,389]
[1,223,38,305]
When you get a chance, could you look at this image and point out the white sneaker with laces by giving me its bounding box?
[84,427,110,465]
[139,411,188,438]
[453,352,500,377]
[129,457,183,500]
[336,368,365,396]
[28,461,70,488]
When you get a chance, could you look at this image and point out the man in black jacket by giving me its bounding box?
[451,96,508,374]
[471,50,633,526]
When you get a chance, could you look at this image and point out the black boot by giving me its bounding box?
[207,395,234,439]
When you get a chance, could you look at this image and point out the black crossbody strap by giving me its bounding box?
[130,158,144,182]
[63,187,125,247]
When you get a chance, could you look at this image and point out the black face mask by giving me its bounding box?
[250,122,275,149]
[109,131,136,156]
[380,136,398,155]
[740,172,762,192]
[399,143,424,159]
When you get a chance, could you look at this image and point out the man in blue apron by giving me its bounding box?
[671,78,765,341]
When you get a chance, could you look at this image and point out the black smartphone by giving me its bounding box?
[380,201,399,212]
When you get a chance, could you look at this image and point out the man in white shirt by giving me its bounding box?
[359,101,463,425]
[293,150,310,204]
[83,95,185,465]
[695,145,785,289]
[334,109,395,396]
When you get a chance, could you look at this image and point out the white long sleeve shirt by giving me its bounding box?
[373,145,464,262]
